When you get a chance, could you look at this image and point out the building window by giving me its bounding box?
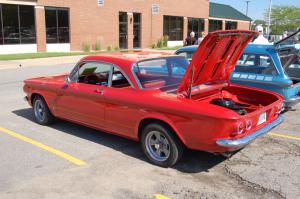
[97,0,104,7]
[225,21,237,30]
[0,4,36,45]
[133,13,141,48]
[45,7,69,43]
[163,16,183,41]
[188,18,204,37]
[209,20,222,32]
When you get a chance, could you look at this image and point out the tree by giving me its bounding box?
[265,5,300,34]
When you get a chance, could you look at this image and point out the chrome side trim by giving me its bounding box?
[216,115,283,149]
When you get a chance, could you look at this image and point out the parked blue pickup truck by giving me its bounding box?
[175,32,300,108]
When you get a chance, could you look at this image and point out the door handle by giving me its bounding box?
[94,89,104,95]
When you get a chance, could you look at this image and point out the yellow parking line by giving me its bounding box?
[268,132,300,141]
[0,126,87,166]
[155,194,171,199]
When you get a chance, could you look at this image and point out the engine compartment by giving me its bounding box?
[190,83,281,116]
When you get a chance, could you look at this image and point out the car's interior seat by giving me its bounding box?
[143,80,166,89]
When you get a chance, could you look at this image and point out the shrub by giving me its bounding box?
[151,43,156,49]
[162,35,168,47]
[114,46,120,51]
[107,45,112,51]
[95,40,101,51]
[156,38,163,48]
[83,41,91,52]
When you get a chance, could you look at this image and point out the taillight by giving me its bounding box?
[246,120,252,130]
[231,121,245,137]
[276,102,284,114]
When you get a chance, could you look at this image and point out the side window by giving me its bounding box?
[137,59,168,75]
[237,54,255,66]
[111,67,131,88]
[77,62,112,86]
[235,54,278,75]
[170,58,188,76]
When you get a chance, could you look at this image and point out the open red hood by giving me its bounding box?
[177,30,257,96]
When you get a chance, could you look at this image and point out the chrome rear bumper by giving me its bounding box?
[285,96,300,108]
[216,115,283,150]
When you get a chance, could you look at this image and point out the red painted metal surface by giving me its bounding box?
[178,30,258,95]
[23,31,283,153]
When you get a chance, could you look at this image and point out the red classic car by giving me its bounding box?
[24,30,284,167]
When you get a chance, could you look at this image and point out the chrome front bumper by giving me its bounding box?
[216,115,283,150]
[284,96,300,108]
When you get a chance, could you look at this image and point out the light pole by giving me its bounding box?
[245,1,251,30]
[267,0,272,36]
[246,1,250,16]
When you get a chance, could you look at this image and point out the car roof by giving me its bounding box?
[175,45,198,53]
[80,51,174,89]
[244,43,276,54]
[81,51,173,66]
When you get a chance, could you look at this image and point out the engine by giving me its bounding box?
[211,98,249,115]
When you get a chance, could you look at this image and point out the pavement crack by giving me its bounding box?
[224,165,286,199]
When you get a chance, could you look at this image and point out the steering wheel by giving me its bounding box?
[84,74,100,85]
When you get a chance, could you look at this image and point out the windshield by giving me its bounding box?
[278,48,300,81]
[134,56,189,89]
[278,45,300,64]
[276,30,300,46]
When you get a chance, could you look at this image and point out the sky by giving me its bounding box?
[211,0,300,20]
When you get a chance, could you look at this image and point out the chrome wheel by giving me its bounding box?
[34,99,46,122]
[145,131,170,162]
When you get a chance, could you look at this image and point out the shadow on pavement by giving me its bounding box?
[13,108,227,173]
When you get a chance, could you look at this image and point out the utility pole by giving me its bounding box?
[267,0,272,36]
[245,1,250,16]
[245,1,251,30]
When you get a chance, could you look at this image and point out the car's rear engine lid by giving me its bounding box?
[177,30,257,97]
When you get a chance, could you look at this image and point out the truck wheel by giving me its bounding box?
[33,96,55,125]
[141,122,184,167]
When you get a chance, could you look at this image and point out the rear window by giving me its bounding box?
[235,53,278,75]
[133,56,189,89]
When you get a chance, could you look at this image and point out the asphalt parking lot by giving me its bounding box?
[0,59,299,199]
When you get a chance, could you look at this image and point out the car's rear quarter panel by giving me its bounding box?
[23,75,67,115]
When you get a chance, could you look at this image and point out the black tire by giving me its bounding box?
[33,95,55,125]
[140,122,184,167]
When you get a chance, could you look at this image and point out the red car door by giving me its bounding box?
[55,61,112,128]
[102,66,142,138]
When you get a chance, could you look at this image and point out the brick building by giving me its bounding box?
[0,0,251,54]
